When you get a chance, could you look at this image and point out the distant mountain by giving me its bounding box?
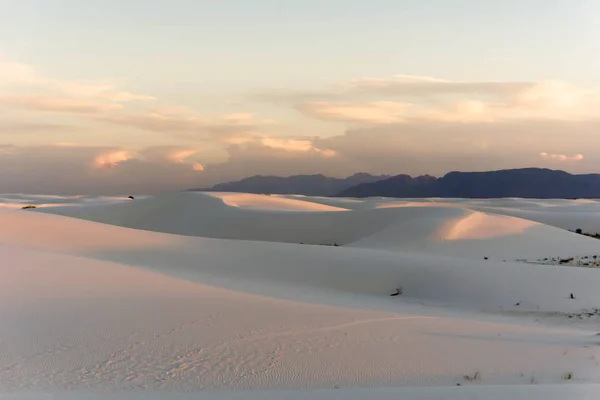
[336,168,600,199]
[192,173,390,196]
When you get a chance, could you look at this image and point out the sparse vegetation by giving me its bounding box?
[563,372,573,380]
[566,308,600,320]
[572,229,600,240]
[297,242,341,247]
[528,254,600,268]
[463,371,481,381]
[21,205,37,209]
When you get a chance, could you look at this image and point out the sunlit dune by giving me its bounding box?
[205,192,347,211]
[3,192,600,396]
[442,212,537,241]
[0,209,179,252]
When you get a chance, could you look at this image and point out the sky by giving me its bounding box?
[1,0,599,194]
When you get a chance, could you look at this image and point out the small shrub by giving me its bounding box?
[563,372,573,380]
[463,371,481,381]
[576,228,583,234]
[21,205,37,209]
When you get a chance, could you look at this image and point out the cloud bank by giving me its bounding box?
[1,61,599,194]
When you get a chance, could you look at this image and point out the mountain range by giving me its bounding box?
[191,172,390,197]
[193,168,600,199]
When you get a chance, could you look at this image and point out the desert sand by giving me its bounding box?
[2,192,600,399]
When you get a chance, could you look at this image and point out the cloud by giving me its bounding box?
[298,99,500,125]
[222,113,256,122]
[345,74,531,97]
[540,152,584,161]
[0,144,210,195]
[1,116,598,195]
[296,86,597,125]
[0,93,123,114]
[260,74,531,103]
[94,150,137,169]
[98,110,272,140]
[166,149,198,164]
[0,61,38,84]
[259,137,336,157]
[0,60,273,143]
[153,147,206,171]
[0,121,73,133]
[0,60,155,106]
[219,135,337,157]
[52,142,79,147]
[299,101,408,124]
[0,144,17,155]
[2,65,600,194]
[92,146,207,171]
[514,81,583,109]
[263,74,599,125]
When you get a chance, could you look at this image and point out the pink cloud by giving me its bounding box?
[94,150,136,169]
[539,152,584,161]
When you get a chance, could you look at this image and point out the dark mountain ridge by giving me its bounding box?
[190,172,390,196]
[337,168,600,199]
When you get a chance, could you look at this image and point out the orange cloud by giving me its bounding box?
[267,74,600,125]
[539,152,584,161]
[166,149,198,164]
[0,60,154,103]
[192,162,205,172]
[299,101,408,124]
[0,59,156,118]
[94,150,136,169]
[0,94,124,114]
[261,137,336,157]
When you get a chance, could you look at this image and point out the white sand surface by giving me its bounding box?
[206,192,347,211]
[34,192,600,262]
[2,192,600,398]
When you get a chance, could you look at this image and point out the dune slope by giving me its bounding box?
[2,192,600,396]
[36,192,600,263]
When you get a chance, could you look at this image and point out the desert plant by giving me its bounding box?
[563,372,573,380]
[463,371,481,381]
[21,205,37,209]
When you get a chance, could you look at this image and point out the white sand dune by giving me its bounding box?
[35,192,396,245]
[370,198,600,233]
[206,192,347,211]
[0,193,138,209]
[2,237,600,394]
[2,208,600,314]
[35,192,600,262]
[10,385,597,400]
[3,192,600,397]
